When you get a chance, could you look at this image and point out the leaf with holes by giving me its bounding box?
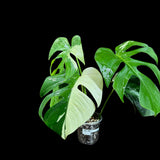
[95,41,160,116]
[39,67,103,139]
[48,35,85,79]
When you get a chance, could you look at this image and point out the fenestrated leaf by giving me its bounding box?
[48,37,70,57]
[40,71,67,107]
[39,67,103,139]
[95,40,160,116]
[40,71,66,98]
[115,41,158,64]
[39,71,78,121]
[48,35,85,79]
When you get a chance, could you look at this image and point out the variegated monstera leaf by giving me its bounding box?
[39,67,103,139]
[49,35,85,79]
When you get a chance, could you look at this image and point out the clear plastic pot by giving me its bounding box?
[77,113,102,145]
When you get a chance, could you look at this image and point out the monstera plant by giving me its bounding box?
[39,35,103,139]
[95,41,160,117]
[39,37,160,143]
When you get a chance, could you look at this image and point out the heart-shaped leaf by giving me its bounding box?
[95,41,160,116]
[39,67,103,139]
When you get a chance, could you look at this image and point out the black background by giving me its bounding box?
[12,3,160,158]
[30,32,160,155]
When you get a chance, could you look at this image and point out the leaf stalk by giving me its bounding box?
[99,88,114,119]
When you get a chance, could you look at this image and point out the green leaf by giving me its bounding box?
[95,48,121,87]
[40,71,66,107]
[125,76,155,117]
[115,41,158,64]
[95,40,160,116]
[40,72,66,98]
[48,35,85,79]
[139,73,160,115]
[39,67,103,139]
[48,37,70,59]
[113,65,134,102]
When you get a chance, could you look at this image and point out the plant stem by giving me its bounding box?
[76,58,86,94]
[99,88,114,118]
[76,58,82,75]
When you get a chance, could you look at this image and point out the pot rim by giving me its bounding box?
[83,113,102,125]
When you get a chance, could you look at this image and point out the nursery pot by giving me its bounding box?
[77,113,102,145]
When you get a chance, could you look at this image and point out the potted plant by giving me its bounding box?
[39,36,160,145]
[39,35,103,142]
